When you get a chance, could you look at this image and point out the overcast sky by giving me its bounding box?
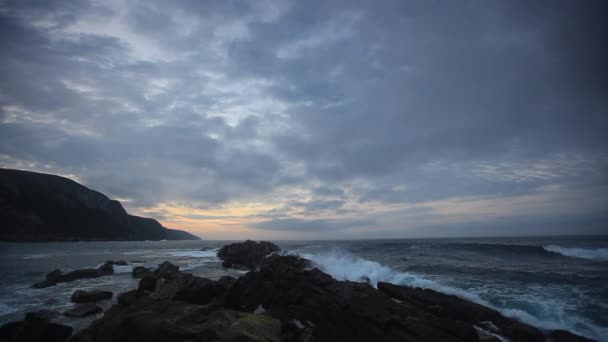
[1,0,606,239]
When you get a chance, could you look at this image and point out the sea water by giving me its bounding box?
[0,236,606,340]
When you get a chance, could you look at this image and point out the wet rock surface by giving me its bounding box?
[217,240,280,270]
[71,290,113,303]
[63,303,103,318]
[31,262,115,288]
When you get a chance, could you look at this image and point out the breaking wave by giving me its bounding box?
[543,246,608,260]
[168,249,218,258]
[300,250,606,341]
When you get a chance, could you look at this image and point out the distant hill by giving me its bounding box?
[0,168,200,242]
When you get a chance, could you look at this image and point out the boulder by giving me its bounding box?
[0,311,72,342]
[31,263,115,288]
[132,266,151,279]
[96,262,115,276]
[71,290,113,303]
[57,268,99,283]
[154,261,179,279]
[217,240,280,270]
[31,269,63,288]
[63,303,102,318]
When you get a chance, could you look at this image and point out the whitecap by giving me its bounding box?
[543,246,608,260]
[113,265,134,274]
[168,249,218,258]
[299,250,607,341]
[301,251,487,304]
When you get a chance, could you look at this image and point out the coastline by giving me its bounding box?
[1,240,598,342]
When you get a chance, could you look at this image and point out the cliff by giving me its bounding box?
[0,168,200,241]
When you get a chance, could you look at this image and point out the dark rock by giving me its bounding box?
[217,240,281,270]
[71,304,281,342]
[138,275,157,293]
[207,309,281,342]
[216,276,237,291]
[31,269,62,288]
[154,261,179,279]
[97,262,114,276]
[57,268,99,283]
[174,276,218,305]
[70,253,597,342]
[24,309,60,321]
[32,263,115,288]
[548,329,596,342]
[0,312,72,342]
[116,289,148,307]
[225,254,479,342]
[71,290,113,303]
[377,282,545,342]
[63,303,102,318]
[132,266,151,278]
[0,168,200,242]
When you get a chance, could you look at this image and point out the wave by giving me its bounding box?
[0,303,17,317]
[543,246,608,260]
[299,250,606,341]
[168,249,218,258]
[23,253,69,259]
[301,251,488,304]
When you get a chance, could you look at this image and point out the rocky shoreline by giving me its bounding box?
[0,241,596,342]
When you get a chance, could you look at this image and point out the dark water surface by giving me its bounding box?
[0,236,606,340]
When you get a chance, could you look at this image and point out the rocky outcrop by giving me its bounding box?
[0,310,72,342]
[11,241,597,342]
[377,282,544,341]
[32,262,115,288]
[0,168,200,242]
[71,290,113,303]
[65,252,596,342]
[217,240,280,270]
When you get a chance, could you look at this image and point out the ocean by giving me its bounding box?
[0,236,606,341]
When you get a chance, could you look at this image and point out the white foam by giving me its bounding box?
[23,253,69,259]
[113,265,134,274]
[299,250,607,341]
[474,325,510,342]
[168,249,218,258]
[543,246,608,260]
[301,251,487,304]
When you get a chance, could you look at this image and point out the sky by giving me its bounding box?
[0,0,606,239]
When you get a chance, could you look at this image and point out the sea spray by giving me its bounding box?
[299,250,607,341]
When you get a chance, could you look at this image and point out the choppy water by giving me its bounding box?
[0,236,606,341]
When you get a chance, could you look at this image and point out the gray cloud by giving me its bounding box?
[0,0,606,237]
